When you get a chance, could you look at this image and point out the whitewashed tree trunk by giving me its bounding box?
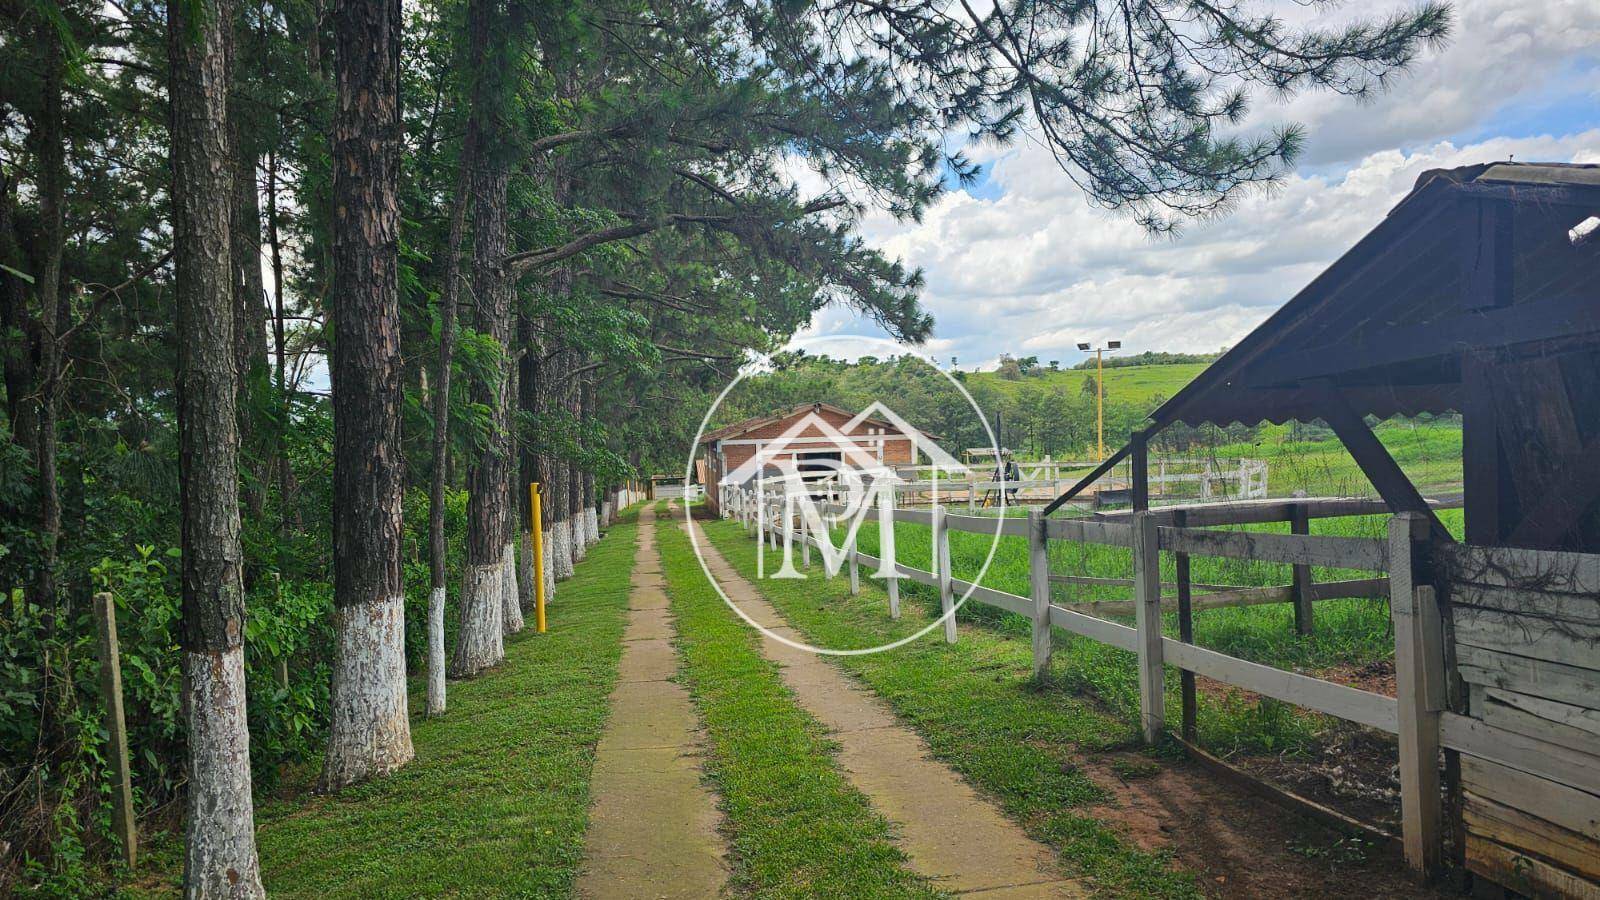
[586,506,600,543]
[518,530,535,609]
[185,648,265,898]
[321,596,413,790]
[450,562,503,676]
[570,513,588,563]
[500,540,523,634]
[541,528,556,601]
[552,519,575,580]
[426,586,446,716]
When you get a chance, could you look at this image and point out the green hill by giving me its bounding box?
[965,362,1209,410]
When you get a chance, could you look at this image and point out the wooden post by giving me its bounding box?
[93,592,137,867]
[934,506,956,643]
[1390,512,1444,878]
[800,509,811,568]
[1028,508,1052,678]
[1131,431,1149,511]
[849,541,860,595]
[1132,510,1164,745]
[1290,503,1314,635]
[883,484,901,619]
[1174,509,1196,742]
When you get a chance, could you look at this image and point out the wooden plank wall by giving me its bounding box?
[1440,542,1600,898]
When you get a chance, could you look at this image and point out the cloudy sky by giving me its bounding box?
[794,0,1600,372]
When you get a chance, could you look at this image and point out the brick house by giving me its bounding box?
[698,402,935,515]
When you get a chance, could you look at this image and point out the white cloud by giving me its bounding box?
[785,2,1600,372]
[807,130,1600,368]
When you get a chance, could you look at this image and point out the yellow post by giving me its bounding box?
[531,482,546,633]
[1096,347,1105,461]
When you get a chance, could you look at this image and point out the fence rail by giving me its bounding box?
[717,481,1475,876]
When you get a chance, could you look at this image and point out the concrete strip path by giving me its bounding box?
[577,506,727,899]
[686,516,1085,898]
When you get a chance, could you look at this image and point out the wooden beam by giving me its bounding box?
[1463,197,1513,311]
[1461,350,1505,544]
[1131,431,1149,511]
[1322,393,1452,542]
[1132,510,1164,745]
[1290,503,1314,635]
[1246,293,1600,387]
[1174,508,1196,742]
[1040,440,1130,516]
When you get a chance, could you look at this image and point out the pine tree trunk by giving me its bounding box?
[515,312,540,607]
[500,358,523,635]
[168,0,266,891]
[228,96,270,521]
[0,171,37,450]
[265,146,290,542]
[541,346,574,580]
[581,376,599,543]
[425,134,473,716]
[321,0,414,792]
[30,13,66,617]
[451,0,512,677]
[567,371,586,562]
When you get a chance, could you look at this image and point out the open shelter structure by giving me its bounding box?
[1045,162,1600,894]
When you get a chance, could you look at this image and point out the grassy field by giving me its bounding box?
[697,514,1202,898]
[656,510,944,899]
[966,362,1209,408]
[127,513,642,899]
[1211,419,1462,497]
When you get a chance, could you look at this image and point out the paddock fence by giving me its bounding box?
[717,483,1600,891]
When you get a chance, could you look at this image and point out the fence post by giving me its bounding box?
[1291,503,1315,634]
[800,508,811,568]
[1028,508,1052,678]
[1390,512,1443,878]
[93,592,137,867]
[934,505,956,643]
[1174,509,1197,742]
[883,485,901,619]
[848,540,860,595]
[1131,510,1164,745]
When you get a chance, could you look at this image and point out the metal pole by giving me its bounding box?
[531,483,546,633]
[1096,348,1105,461]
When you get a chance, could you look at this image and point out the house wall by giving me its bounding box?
[1437,542,1600,896]
[703,406,916,514]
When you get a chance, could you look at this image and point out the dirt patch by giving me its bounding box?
[1183,659,1407,836]
[1074,750,1443,898]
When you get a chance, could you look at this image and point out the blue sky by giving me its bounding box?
[793,0,1600,372]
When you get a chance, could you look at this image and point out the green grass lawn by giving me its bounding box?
[127,512,642,899]
[966,363,1209,408]
[696,514,1201,898]
[655,507,944,899]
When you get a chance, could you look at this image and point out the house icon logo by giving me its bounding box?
[682,336,1009,658]
[717,403,973,582]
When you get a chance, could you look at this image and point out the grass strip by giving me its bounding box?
[655,507,943,899]
[131,511,642,899]
[699,514,1201,899]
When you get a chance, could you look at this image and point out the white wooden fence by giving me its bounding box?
[823,456,1268,507]
[715,482,1598,882]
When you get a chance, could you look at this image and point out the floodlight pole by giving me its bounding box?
[1077,341,1121,461]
